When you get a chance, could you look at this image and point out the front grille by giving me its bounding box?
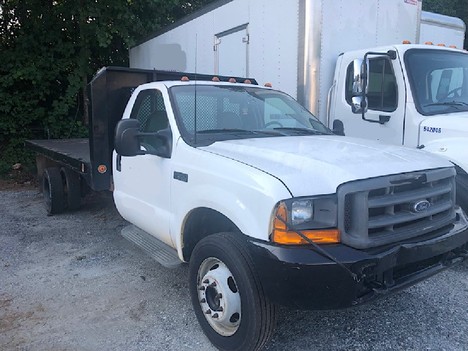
[338,168,456,249]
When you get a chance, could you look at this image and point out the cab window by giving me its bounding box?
[346,58,398,112]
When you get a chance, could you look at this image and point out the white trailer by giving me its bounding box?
[130,0,468,213]
[420,11,466,49]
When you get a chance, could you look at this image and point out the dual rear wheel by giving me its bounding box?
[42,166,82,215]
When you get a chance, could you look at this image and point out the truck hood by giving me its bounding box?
[419,115,468,172]
[201,136,452,197]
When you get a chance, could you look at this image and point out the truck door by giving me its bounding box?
[113,88,174,247]
[215,24,249,77]
[332,55,406,145]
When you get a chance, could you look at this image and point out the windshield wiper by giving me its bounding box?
[197,129,255,134]
[271,127,331,135]
[423,101,468,109]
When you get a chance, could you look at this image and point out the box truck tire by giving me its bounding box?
[43,167,65,215]
[189,233,277,351]
[456,173,468,215]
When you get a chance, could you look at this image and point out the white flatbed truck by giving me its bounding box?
[27,66,468,350]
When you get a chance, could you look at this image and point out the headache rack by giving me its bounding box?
[26,66,257,191]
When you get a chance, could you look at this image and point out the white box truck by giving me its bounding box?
[129,0,468,213]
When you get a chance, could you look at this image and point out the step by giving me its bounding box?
[121,225,182,269]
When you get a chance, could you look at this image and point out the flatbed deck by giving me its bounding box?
[26,139,91,171]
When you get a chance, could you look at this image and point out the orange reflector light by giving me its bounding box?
[272,229,341,245]
[425,41,433,45]
[244,79,252,84]
[271,202,340,245]
[212,76,220,82]
[449,45,457,48]
[229,78,237,83]
[437,43,446,47]
[402,40,411,44]
[97,165,107,174]
[181,76,189,81]
[264,82,273,88]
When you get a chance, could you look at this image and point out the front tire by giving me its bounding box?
[189,233,277,351]
[456,172,468,215]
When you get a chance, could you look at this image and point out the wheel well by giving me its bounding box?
[182,208,241,261]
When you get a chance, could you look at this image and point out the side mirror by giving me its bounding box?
[332,119,345,136]
[350,58,369,115]
[351,59,364,96]
[351,96,368,114]
[115,119,144,157]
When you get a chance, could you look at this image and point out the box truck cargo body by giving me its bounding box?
[130,0,468,214]
[420,11,466,49]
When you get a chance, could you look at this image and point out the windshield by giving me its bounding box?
[169,85,332,146]
[405,49,468,116]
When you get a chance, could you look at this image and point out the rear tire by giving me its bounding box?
[60,167,81,211]
[43,167,65,215]
[189,233,277,351]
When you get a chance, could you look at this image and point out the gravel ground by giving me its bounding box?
[1,188,467,351]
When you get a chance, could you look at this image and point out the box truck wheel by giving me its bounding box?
[189,233,277,351]
[42,167,65,215]
[60,167,81,211]
[456,173,468,215]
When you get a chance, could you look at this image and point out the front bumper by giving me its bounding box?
[247,210,468,310]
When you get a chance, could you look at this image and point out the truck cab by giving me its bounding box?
[330,44,468,212]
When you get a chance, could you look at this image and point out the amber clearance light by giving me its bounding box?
[271,203,340,245]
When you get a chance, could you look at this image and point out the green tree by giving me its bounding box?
[0,0,213,175]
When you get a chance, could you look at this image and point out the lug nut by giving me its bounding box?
[210,282,217,287]
[212,313,219,319]
[205,309,211,315]
[199,286,205,291]
[216,293,223,299]
[203,279,209,284]
[200,298,206,303]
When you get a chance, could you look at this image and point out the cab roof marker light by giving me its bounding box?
[449,45,457,49]
[181,76,190,81]
[229,78,237,83]
[402,40,411,44]
[244,79,252,84]
[437,43,446,47]
[212,76,220,82]
[425,41,433,45]
[264,82,273,88]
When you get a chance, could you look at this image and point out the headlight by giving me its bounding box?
[291,200,314,226]
[270,195,340,245]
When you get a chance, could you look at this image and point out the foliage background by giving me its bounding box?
[0,0,467,176]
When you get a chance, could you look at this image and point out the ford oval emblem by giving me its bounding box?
[412,200,431,213]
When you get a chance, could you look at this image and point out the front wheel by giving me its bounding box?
[189,233,277,351]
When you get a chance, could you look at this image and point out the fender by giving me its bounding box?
[421,137,468,174]
[170,144,292,261]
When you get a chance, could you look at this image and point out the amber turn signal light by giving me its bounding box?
[271,203,340,245]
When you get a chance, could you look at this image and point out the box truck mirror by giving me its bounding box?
[351,96,368,114]
[332,119,345,136]
[351,59,365,96]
